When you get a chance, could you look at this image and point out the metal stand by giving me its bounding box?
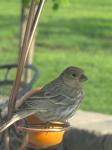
[3,0,46,149]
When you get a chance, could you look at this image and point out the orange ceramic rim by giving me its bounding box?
[17,119,70,132]
[16,116,70,149]
[17,125,70,132]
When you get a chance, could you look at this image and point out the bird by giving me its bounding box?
[0,66,88,133]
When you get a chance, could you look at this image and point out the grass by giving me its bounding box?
[0,0,112,114]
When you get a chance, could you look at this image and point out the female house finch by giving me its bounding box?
[0,66,87,133]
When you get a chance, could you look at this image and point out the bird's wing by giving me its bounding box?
[0,109,46,133]
[15,78,63,109]
[0,94,69,133]
[0,89,43,119]
[22,93,71,110]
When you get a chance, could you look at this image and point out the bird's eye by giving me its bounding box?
[72,73,76,77]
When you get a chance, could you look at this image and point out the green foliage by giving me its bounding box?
[22,0,30,7]
[51,0,69,9]
[23,0,70,9]
[51,0,70,10]
[22,0,39,7]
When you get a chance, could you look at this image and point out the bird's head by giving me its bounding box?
[60,66,88,88]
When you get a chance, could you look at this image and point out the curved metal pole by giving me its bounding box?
[8,0,37,120]
[4,1,37,150]
[26,0,46,59]
[7,0,46,119]
[4,0,46,149]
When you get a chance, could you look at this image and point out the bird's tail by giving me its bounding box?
[0,110,38,133]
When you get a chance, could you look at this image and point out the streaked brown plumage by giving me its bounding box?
[0,66,87,133]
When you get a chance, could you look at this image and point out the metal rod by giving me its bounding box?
[5,1,37,150]
[3,132,10,150]
[25,0,46,62]
[7,0,46,119]
[17,126,70,132]
[8,0,36,120]
[4,0,46,149]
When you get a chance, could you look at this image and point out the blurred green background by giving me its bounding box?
[0,0,112,114]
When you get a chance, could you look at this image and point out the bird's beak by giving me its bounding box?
[79,74,88,82]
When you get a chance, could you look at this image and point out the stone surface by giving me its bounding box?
[104,135,112,150]
[69,110,112,135]
[63,128,104,150]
